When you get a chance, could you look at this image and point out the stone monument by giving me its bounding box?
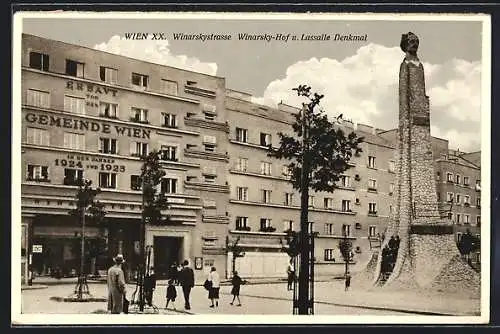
[370,32,480,293]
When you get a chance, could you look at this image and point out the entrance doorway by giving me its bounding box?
[153,236,182,279]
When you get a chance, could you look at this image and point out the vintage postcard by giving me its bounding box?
[12,11,491,325]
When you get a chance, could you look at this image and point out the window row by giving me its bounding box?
[442,172,480,188]
[445,192,480,207]
[25,127,218,156]
[447,212,481,225]
[29,52,180,95]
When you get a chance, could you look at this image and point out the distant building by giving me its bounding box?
[19,34,481,284]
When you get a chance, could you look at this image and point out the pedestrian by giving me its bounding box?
[169,261,179,285]
[144,267,156,307]
[345,271,352,292]
[178,259,195,310]
[230,271,243,306]
[165,279,177,310]
[286,261,295,291]
[107,254,127,314]
[207,266,220,308]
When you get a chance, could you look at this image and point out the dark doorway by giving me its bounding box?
[154,236,182,279]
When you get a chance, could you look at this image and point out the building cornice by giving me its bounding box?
[229,199,357,215]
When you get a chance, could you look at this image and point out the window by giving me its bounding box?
[456,232,463,243]
[476,197,481,207]
[161,178,178,194]
[368,179,377,191]
[99,66,117,84]
[99,138,118,154]
[447,212,453,220]
[447,173,453,182]
[324,198,333,209]
[389,205,393,214]
[447,192,454,202]
[204,175,216,183]
[236,187,248,201]
[324,249,335,261]
[64,95,86,115]
[476,179,481,191]
[26,127,50,146]
[63,168,83,186]
[388,160,395,173]
[204,112,216,121]
[27,164,49,181]
[130,107,148,123]
[260,162,272,175]
[29,52,49,71]
[236,216,248,230]
[130,142,148,157]
[99,172,117,189]
[285,193,293,206]
[99,102,118,118]
[282,165,292,178]
[342,224,351,237]
[455,174,461,185]
[463,176,470,186]
[456,214,461,224]
[160,145,177,161]
[130,175,142,190]
[162,113,178,128]
[437,192,441,201]
[63,132,85,150]
[369,202,377,214]
[389,183,395,195]
[308,195,315,207]
[65,59,84,77]
[464,195,470,206]
[26,89,50,108]
[476,216,481,225]
[203,135,217,152]
[437,172,441,181]
[161,79,178,95]
[260,218,272,230]
[236,158,248,172]
[324,223,334,235]
[260,133,272,146]
[131,72,148,89]
[369,226,377,237]
[235,128,248,142]
[464,214,470,224]
[368,156,376,168]
[341,175,351,188]
[262,189,272,203]
[203,199,217,208]
[203,238,217,247]
[342,200,351,212]
[283,220,293,232]
[456,194,461,204]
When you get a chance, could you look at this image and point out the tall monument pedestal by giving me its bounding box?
[363,32,480,295]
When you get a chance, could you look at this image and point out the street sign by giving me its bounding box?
[32,245,43,253]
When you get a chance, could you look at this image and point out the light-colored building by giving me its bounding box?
[19,34,481,283]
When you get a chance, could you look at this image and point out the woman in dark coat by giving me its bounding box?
[230,271,243,306]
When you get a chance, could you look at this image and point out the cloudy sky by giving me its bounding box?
[21,14,485,152]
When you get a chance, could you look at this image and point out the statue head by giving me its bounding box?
[400,32,419,55]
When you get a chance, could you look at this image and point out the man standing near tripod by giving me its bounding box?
[178,260,195,310]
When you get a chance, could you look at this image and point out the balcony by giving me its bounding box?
[367,187,378,193]
[27,177,51,183]
[236,226,251,232]
[260,226,277,233]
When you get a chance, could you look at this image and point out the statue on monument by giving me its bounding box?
[362,32,480,294]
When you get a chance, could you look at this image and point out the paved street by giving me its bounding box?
[19,280,480,317]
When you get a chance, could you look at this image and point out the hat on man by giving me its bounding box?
[113,254,125,264]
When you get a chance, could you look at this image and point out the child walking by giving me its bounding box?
[165,279,177,310]
[230,271,243,306]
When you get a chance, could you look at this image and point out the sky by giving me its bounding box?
[21,14,486,152]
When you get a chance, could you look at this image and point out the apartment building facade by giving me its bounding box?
[21,34,229,282]
[19,34,482,283]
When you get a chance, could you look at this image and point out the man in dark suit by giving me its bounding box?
[178,259,195,310]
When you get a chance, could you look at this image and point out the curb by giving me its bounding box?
[219,292,472,316]
[50,296,108,302]
[21,285,49,290]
